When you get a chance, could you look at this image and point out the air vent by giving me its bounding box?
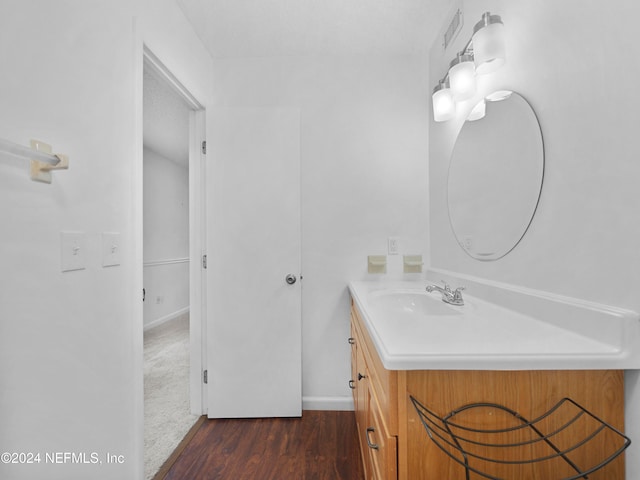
[443,9,463,50]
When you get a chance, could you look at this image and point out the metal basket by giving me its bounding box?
[410,396,630,480]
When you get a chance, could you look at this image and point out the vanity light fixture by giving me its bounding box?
[432,11,506,122]
[485,89,513,102]
[449,53,476,100]
[467,99,486,121]
[472,12,506,74]
[432,80,456,122]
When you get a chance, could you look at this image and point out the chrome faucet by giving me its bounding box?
[426,281,465,306]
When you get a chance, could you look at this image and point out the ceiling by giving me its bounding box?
[143,66,191,167]
[144,0,453,163]
[176,0,453,58]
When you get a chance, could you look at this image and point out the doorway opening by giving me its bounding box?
[141,47,206,479]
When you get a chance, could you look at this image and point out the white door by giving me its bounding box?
[206,107,301,418]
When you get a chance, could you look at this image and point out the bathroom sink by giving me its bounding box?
[348,279,640,371]
[367,289,463,317]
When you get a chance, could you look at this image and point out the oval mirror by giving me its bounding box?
[447,92,544,260]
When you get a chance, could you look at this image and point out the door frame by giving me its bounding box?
[137,44,207,415]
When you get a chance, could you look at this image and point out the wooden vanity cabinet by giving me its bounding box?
[350,305,398,479]
[350,299,626,480]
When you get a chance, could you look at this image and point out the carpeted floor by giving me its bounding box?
[144,313,199,480]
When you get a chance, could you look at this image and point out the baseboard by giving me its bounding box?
[303,395,354,411]
[144,307,190,331]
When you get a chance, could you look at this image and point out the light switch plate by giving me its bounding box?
[61,232,86,272]
[102,232,121,267]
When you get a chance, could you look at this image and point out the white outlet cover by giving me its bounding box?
[61,232,86,272]
[102,232,121,267]
[388,237,400,255]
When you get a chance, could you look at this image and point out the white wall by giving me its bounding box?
[212,54,430,408]
[428,0,640,475]
[0,1,212,479]
[143,148,189,328]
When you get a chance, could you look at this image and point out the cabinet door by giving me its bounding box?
[367,392,398,480]
[350,321,359,410]
[352,333,370,477]
[356,352,368,429]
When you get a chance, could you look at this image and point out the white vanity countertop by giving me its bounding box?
[348,280,640,371]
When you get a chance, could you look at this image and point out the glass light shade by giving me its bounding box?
[485,90,513,102]
[472,13,506,75]
[432,82,456,122]
[467,99,486,121]
[448,54,476,100]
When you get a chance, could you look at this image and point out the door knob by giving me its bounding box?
[285,274,297,285]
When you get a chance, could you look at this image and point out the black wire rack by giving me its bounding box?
[410,396,631,480]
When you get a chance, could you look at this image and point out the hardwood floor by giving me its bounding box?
[160,411,365,480]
